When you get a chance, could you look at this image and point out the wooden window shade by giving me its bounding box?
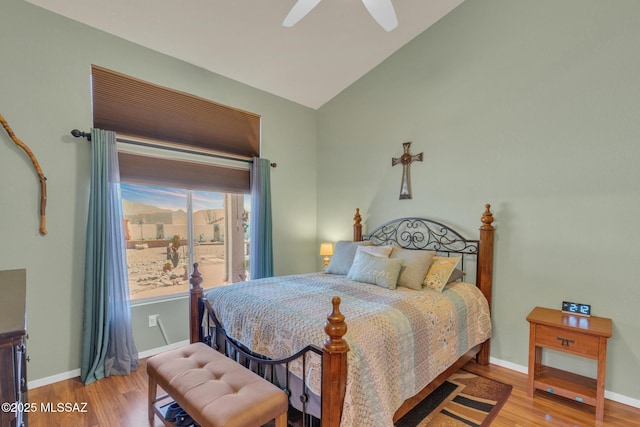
[118,152,249,194]
[91,65,261,159]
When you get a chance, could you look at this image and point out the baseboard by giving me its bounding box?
[28,368,82,390]
[489,356,528,375]
[28,340,190,390]
[605,390,640,409]
[137,340,190,359]
[489,357,640,409]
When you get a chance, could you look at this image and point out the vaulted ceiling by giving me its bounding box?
[26,0,464,109]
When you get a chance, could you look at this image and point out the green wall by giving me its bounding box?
[0,0,317,381]
[317,0,640,401]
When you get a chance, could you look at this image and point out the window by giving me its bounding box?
[90,65,262,301]
[122,183,250,300]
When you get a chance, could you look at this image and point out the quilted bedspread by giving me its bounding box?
[205,272,491,427]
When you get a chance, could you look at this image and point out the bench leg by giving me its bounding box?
[148,375,157,421]
[274,411,287,427]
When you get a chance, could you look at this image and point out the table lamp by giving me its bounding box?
[320,243,334,269]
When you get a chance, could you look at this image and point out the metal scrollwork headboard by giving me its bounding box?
[363,218,479,255]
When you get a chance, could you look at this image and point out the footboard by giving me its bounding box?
[190,263,349,427]
[204,297,323,426]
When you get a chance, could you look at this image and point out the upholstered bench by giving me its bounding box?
[147,342,288,427]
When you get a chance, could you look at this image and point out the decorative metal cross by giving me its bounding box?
[392,141,423,200]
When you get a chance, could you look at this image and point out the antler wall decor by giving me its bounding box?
[0,114,48,235]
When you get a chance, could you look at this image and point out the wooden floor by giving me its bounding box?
[28,358,640,427]
[463,361,640,427]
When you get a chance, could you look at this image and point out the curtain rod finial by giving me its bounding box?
[71,129,91,140]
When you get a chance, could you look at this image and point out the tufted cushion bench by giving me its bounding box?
[147,342,288,427]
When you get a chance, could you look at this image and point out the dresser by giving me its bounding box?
[0,269,27,427]
[526,306,612,423]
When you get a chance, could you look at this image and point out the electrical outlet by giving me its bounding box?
[148,314,158,327]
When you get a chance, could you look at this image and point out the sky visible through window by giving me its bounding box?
[121,184,221,211]
[121,184,250,211]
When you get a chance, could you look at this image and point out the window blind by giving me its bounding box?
[118,151,249,194]
[91,65,260,159]
[91,65,260,193]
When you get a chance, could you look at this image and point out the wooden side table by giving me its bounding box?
[527,306,612,423]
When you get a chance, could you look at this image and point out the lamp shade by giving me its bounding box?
[319,243,334,256]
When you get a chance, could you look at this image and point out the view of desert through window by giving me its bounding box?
[121,184,249,299]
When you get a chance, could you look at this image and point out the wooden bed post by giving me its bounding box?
[477,204,495,365]
[322,297,349,427]
[353,208,362,241]
[189,263,204,344]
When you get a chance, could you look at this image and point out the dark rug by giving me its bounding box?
[395,370,513,427]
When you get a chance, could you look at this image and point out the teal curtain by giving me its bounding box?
[249,158,273,279]
[81,129,138,385]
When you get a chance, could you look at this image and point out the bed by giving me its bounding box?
[188,204,495,427]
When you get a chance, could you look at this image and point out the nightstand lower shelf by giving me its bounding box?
[533,366,597,407]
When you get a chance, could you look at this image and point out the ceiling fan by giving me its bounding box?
[283,0,398,32]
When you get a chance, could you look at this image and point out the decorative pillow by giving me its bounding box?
[423,256,461,292]
[347,251,404,290]
[447,268,465,283]
[356,245,393,258]
[324,240,372,275]
[390,247,436,290]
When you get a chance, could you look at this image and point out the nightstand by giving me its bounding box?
[526,306,612,423]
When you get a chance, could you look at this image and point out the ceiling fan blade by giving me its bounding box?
[362,0,398,31]
[283,0,323,27]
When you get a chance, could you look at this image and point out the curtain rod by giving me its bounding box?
[70,129,276,168]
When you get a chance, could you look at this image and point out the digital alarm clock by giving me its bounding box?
[562,301,591,317]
